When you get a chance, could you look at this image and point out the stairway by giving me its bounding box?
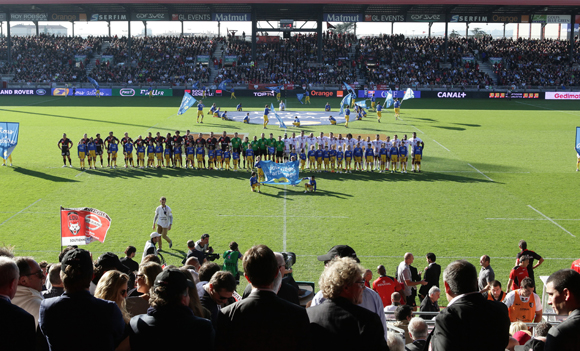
[85,41,112,75]
[478,60,499,84]
[208,41,226,84]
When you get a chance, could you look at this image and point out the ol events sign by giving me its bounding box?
[545,92,580,100]
[324,13,362,22]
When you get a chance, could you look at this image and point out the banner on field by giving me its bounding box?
[576,127,580,156]
[270,103,287,128]
[358,90,422,99]
[259,160,301,185]
[60,207,112,246]
[178,93,197,115]
[0,122,18,160]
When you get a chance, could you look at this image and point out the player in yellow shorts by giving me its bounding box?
[230,88,236,99]
[250,171,260,193]
[255,156,265,181]
[293,116,300,127]
[329,116,336,125]
[243,113,250,124]
[394,98,401,120]
[246,145,255,170]
[155,142,163,168]
[276,92,281,101]
[308,145,316,170]
[263,105,270,129]
[197,101,204,123]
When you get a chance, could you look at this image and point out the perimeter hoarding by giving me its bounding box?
[364,14,405,22]
[545,92,580,100]
[113,88,173,97]
[0,88,49,96]
[52,88,112,97]
[358,90,422,99]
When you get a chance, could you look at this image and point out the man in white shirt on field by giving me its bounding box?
[306,132,317,151]
[152,196,173,250]
[317,132,328,149]
[408,132,424,172]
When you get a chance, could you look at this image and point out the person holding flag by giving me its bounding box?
[329,115,336,125]
[303,176,316,193]
[230,87,236,99]
[376,102,383,123]
[1,153,11,166]
[577,151,580,172]
[293,116,300,127]
[371,93,376,111]
[148,86,153,98]
[197,101,205,123]
[263,105,270,129]
[277,89,282,102]
[345,106,350,128]
[394,98,401,120]
[304,91,311,104]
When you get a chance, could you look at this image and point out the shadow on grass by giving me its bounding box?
[432,126,466,131]
[453,123,481,127]
[12,167,79,183]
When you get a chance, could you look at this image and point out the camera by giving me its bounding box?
[281,252,296,271]
[206,253,220,261]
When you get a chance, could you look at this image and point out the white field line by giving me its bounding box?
[218,214,349,219]
[297,254,576,260]
[412,126,425,134]
[528,205,576,238]
[0,199,42,226]
[467,163,494,182]
[75,169,87,177]
[283,186,287,251]
[486,218,580,221]
[431,139,450,152]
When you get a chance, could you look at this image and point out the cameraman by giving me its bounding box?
[195,234,214,260]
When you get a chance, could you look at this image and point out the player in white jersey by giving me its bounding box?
[372,134,382,170]
[283,133,292,160]
[296,131,306,151]
[327,132,336,150]
[317,132,328,149]
[392,135,401,147]
[336,134,346,151]
[408,132,424,171]
[306,133,317,150]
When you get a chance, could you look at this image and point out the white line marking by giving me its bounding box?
[487,218,580,221]
[283,186,287,251]
[515,101,580,117]
[75,169,87,177]
[0,199,42,226]
[218,214,349,219]
[467,163,494,182]
[297,254,576,260]
[24,98,62,106]
[527,205,576,237]
[412,126,425,134]
[432,139,450,152]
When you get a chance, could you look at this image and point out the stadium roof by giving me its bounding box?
[0,2,578,22]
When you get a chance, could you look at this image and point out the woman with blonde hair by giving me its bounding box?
[126,262,163,317]
[94,270,131,323]
[180,267,212,320]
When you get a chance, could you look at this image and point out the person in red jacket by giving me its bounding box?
[507,255,530,292]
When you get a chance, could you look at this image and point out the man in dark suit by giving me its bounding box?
[429,260,511,351]
[419,252,441,301]
[545,269,580,351]
[307,256,388,350]
[241,252,299,305]
[406,317,428,351]
[216,245,310,351]
[0,257,36,351]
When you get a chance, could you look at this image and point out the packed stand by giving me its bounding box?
[0,34,103,83]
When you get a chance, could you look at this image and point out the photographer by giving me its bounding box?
[195,234,215,261]
[222,242,243,282]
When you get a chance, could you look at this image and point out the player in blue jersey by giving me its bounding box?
[209,103,217,116]
[344,145,353,173]
[163,145,172,168]
[353,143,363,171]
[389,144,399,173]
[236,103,242,111]
[329,145,337,172]
[413,143,423,172]
[232,149,240,171]
[197,101,205,123]
[293,116,300,127]
[304,90,311,104]
[314,145,323,172]
[87,137,97,169]
[155,142,164,168]
[124,140,134,168]
[399,143,408,173]
[245,145,255,171]
[336,146,344,173]
[146,141,155,168]
[223,147,231,170]
[376,102,383,122]
[394,98,401,120]
[307,145,316,170]
[263,105,270,129]
[329,115,337,125]
[136,140,146,169]
[243,113,250,124]
[147,86,153,98]
[215,148,223,170]
[185,143,195,169]
[364,143,374,172]
[196,145,205,169]
[371,93,376,111]
[250,171,260,193]
[289,148,298,163]
[255,156,264,182]
[379,143,388,173]
[299,148,307,171]
[303,176,316,193]
[230,87,236,99]
[207,148,215,170]
[325,102,331,111]
[345,106,350,128]
[77,141,87,170]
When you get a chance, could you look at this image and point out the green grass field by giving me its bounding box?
[1,95,579,304]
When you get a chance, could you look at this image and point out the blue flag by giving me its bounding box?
[259,160,301,185]
[218,79,232,92]
[343,82,355,95]
[355,100,368,109]
[576,127,580,155]
[267,86,282,94]
[192,81,200,89]
[0,122,19,160]
[403,88,415,101]
[177,93,197,115]
[296,94,304,104]
[385,89,394,108]
[87,77,99,90]
[270,103,287,129]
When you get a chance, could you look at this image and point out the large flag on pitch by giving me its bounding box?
[177,92,197,115]
[270,103,287,129]
[0,122,19,160]
[339,93,353,116]
[87,77,99,90]
[259,160,301,185]
[218,79,232,92]
[60,207,112,246]
[576,127,580,155]
[385,89,394,108]
[296,94,304,104]
[343,82,355,95]
[403,88,415,101]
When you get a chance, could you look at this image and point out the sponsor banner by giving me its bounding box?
[253,91,275,97]
[545,92,580,100]
[0,14,6,21]
[358,90,422,99]
[197,55,211,64]
[11,13,48,21]
[131,13,168,21]
[171,13,211,21]
[74,55,86,62]
[257,36,280,44]
[52,88,112,97]
[61,207,112,246]
[49,13,87,21]
[309,90,345,98]
[212,13,251,21]
[0,89,48,96]
[405,14,445,22]
[364,14,405,22]
[90,14,129,21]
[113,88,172,97]
[250,84,292,90]
[224,56,237,65]
[489,92,540,99]
[489,14,520,23]
[448,14,489,23]
[324,13,362,22]
[183,89,216,97]
[546,15,571,24]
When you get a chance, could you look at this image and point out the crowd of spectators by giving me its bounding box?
[0,33,578,87]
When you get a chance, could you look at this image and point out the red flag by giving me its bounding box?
[326,22,336,29]
[60,207,112,246]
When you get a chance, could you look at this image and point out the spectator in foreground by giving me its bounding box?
[515,321,551,351]
[13,257,44,327]
[387,332,404,351]
[179,267,211,319]
[120,246,139,289]
[545,269,580,351]
[484,280,506,302]
[406,317,428,351]
[503,277,542,323]
[42,263,64,299]
[200,270,236,328]
[419,286,440,319]
[307,257,388,350]
[129,269,214,350]
[39,248,126,351]
[429,260,511,351]
[95,270,131,323]
[0,256,36,351]
[393,304,413,344]
[126,262,163,317]
[216,245,310,351]
[242,252,300,305]
[507,255,530,293]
